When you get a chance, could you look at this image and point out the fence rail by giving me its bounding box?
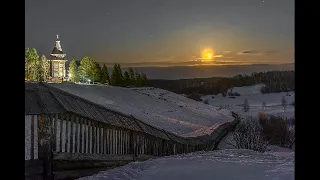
[26,110,239,180]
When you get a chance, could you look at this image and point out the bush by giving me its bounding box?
[204,99,209,104]
[234,92,241,96]
[259,115,294,149]
[187,93,202,101]
[228,115,295,152]
[229,117,269,152]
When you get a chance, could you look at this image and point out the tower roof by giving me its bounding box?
[51,34,65,55]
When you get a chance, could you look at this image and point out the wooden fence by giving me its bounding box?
[25,112,239,180]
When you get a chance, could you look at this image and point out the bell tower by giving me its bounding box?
[49,34,67,82]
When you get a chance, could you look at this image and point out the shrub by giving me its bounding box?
[204,99,209,104]
[259,115,294,149]
[229,117,269,152]
[222,92,227,97]
[234,92,241,96]
[187,93,202,101]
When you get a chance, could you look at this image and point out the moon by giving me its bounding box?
[201,49,214,61]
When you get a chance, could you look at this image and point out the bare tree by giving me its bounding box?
[281,96,287,111]
[262,102,266,110]
[243,98,249,112]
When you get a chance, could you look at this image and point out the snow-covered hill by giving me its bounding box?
[49,83,233,137]
[228,83,266,95]
[202,84,295,119]
[79,148,294,180]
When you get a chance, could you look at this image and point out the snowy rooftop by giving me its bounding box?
[49,83,234,137]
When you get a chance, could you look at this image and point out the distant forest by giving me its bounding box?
[148,71,295,96]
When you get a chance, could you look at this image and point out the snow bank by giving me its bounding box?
[79,148,294,180]
[49,83,234,137]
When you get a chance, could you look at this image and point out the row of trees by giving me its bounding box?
[25,48,50,81]
[25,48,149,87]
[229,115,295,152]
[68,57,149,87]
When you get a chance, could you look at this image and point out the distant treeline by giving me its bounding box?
[148,71,294,95]
[25,47,149,87]
[69,57,149,87]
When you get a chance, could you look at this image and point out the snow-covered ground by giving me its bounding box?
[202,84,295,119]
[49,83,233,137]
[79,147,294,180]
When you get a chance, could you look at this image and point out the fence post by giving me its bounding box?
[38,115,52,180]
[129,131,137,161]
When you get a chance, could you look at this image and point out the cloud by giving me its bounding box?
[196,54,224,60]
[237,50,279,56]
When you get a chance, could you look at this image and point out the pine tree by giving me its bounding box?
[135,71,142,87]
[123,71,130,86]
[93,62,102,83]
[68,59,79,82]
[128,68,135,85]
[41,55,50,81]
[25,48,40,80]
[111,63,124,86]
[100,64,109,84]
[78,56,96,83]
[141,73,148,87]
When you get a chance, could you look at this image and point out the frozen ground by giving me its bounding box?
[202,84,295,119]
[49,83,233,137]
[79,147,294,180]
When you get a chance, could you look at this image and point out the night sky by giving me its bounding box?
[25,0,294,67]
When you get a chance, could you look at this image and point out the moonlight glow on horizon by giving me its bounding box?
[201,49,214,62]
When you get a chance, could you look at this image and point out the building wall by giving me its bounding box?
[49,60,67,80]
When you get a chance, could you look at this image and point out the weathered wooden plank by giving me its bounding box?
[96,125,99,154]
[121,130,124,154]
[114,129,117,154]
[75,116,79,153]
[53,113,58,152]
[53,152,135,161]
[25,159,43,167]
[123,130,127,154]
[111,129,114,154]
[25,166,44,176]
[52,160,132,171]
[25,174,44,180]
[30,115,35,160]
[50,114,55,153]
[87,120,91,154]
[59,114,63,152]
[79,118,83,153]
[53,167,115,180]
[37,115,52,179]
[106,128,109,154]
[103,128,106,154]
[117,130,120,154]
[92,121,96,154]
[65,113,69,153]
[108,128,111,154]
[84,119,87,154]
[70,114,74,153]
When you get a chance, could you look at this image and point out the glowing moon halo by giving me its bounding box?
[201,48,214,62]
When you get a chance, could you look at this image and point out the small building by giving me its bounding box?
[48,34,67,82]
